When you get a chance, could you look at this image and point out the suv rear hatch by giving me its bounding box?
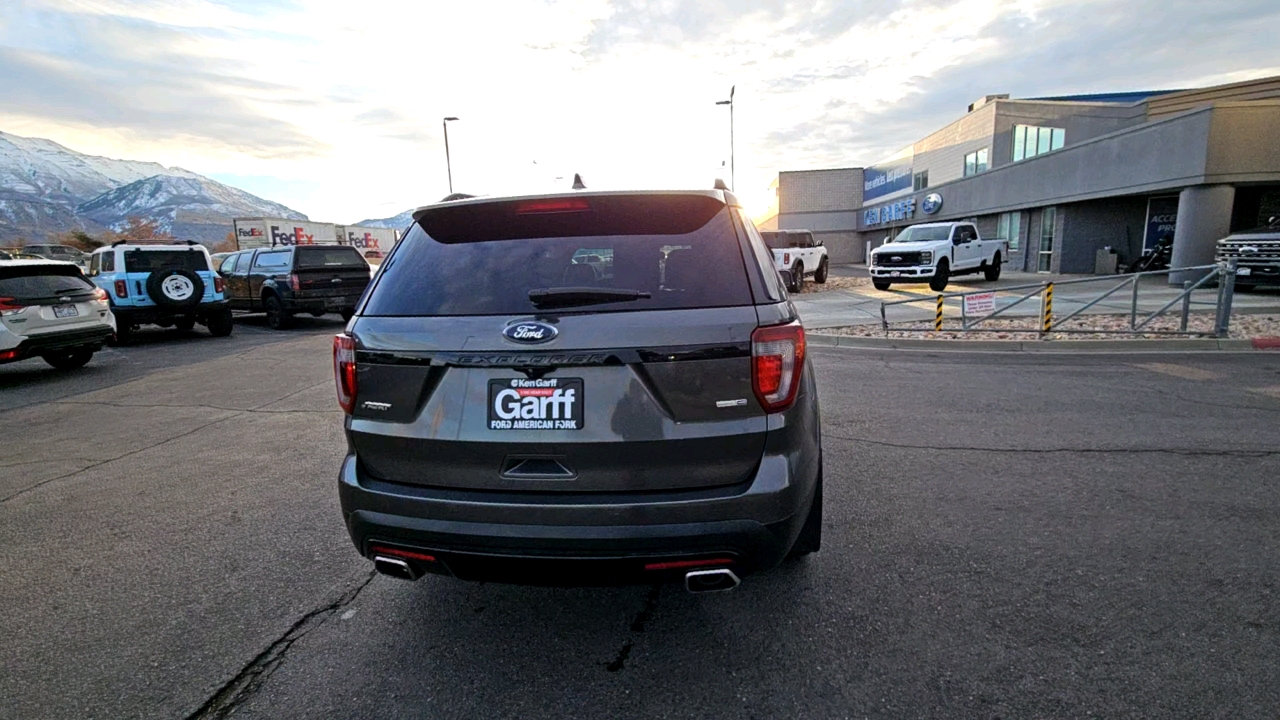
[0,264,104,337]
[347,193,774,494]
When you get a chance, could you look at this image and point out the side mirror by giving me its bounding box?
[816,240,824,247]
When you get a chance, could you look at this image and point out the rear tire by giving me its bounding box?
[109,323,133,346]
[789,467,822,557]
[264,295,292,330]
[872,280,892,291]
[175,317,196,331]
[790,262,805,293]
[984,252,1002,282]
[341,309,355,322]
[814,257,829,284]
[207,309,234,337]
[929,260,950,292]
[1235,283,1256,293]
[42,349,93,371]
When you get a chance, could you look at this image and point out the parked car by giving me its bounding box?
[0,249,47,261]
[0,259,115,369]
[210,252,236,272]
[762,230,829,292]
[21,243,88,266]
[335,189,822,593]
[219,245,371,329]
[868,221,1007,292]
[86,242,233,343]
[1216,217,1280,292]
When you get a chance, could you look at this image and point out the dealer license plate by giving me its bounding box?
[488,377,584,431]
[890,271,902,277]
[1237,267,1252,276]
[53,305,79,318]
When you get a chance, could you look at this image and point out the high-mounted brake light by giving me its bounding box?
[515,198,590,215]
[751,321,805,412]
[113,280,128,298]
[333,334,357,413]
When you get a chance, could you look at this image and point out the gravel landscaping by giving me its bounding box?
[796,275,870,293]
[817,313,1280,341]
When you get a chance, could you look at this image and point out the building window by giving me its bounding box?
[1038,207,1056,272]
[1013,125,1065,162]
[913,171,929,191]
[996,211,1022,251]
[963,149,989,177]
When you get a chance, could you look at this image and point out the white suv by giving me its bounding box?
[0,260,116,370]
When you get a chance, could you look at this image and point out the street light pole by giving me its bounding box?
[443,116,459,193]
[716,86,735,190]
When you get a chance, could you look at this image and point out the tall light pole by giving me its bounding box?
[716,85,735,191]
[443,116,459,193]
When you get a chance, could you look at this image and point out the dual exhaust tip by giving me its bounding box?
[372,554,741,593]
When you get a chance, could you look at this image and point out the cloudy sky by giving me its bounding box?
[2,0,1277,223]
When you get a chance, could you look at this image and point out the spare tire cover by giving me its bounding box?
[146,269,205,308]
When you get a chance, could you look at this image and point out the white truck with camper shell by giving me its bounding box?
[760,230,829,292]
[868,221,1007,292]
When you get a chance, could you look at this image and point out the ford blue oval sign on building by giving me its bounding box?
[922,193,943,214]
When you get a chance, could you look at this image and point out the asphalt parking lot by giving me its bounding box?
[3,327,1279,718]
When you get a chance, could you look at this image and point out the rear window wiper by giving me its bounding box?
[528,287,652,308]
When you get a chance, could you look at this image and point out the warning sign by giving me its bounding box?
[963,292,995,316]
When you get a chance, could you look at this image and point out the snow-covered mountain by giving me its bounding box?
[355,208,414,229]
[0,130,306,243]
[78,175,307,242]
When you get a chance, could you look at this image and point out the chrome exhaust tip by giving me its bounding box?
[373,556,419,581]
[685,568,740,593]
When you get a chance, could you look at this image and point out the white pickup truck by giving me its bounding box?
[868,221,1007,292]
[761,230,829,292]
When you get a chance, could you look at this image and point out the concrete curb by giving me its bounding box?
[807,333,1278,353]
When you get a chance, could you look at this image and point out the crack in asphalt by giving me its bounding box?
[825,432,1280,457]
[605,585,662,673]
[185,569,378,720]
[0,381,333,504]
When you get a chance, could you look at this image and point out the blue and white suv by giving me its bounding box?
[86,242,233,343]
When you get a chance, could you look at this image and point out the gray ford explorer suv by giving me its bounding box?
[336,189,822,593]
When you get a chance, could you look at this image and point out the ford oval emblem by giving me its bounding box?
[503,321,558,344]
[922,193,943,214]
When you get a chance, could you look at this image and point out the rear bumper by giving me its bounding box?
[113,299,230,325]
[283,294,362,314]
[2,325,113,363]
[338,447,816,585]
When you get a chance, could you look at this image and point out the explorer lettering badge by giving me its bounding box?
[488,378,584,430]
[503,321,557,344]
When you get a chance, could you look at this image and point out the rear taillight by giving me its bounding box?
[113,280,128,298]
[334,333,357,413]
[0,297,25,316]
[751,321,805,412]
[92,287,109,303]
[290,274,300,292]
[214,276,225,294]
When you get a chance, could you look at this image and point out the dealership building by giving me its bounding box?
[767,75,1280,280]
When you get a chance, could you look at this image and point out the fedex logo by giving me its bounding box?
[347,231,381,250]
[236,227,264,238]
[271,225,315,246]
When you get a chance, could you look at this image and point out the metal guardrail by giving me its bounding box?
[878,260,1239,337]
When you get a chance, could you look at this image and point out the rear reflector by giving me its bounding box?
[0,348,19,362]
[751,321,805,412]
[369,545,437,563]
[515,198,591,215]
[644,558,735,571]
[333,333,357,413]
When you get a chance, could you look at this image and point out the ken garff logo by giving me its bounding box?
[503,321,558,344]
[921,193,943,214]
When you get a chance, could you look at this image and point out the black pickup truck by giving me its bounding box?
[218,245,371,329]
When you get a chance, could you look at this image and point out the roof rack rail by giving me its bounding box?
[111,240,128,247]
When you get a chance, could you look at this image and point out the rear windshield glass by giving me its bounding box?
[761,232,787,250]
[0,267,94,300]
[363,195,753,316]
[123,249,210,273]
[295,246,367,269]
